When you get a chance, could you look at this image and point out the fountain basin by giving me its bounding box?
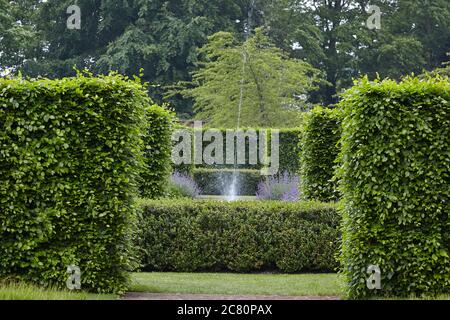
[197,195,257,202]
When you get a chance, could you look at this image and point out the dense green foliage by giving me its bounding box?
[181,28,322,127]
[171,125,195,175]
[265,0,450,104]
[0,74,148,293]
[3,1,448,112]
[172,127,302,174]
[137,199,340,272]
[431,53,450,77]
[196,127,264,170]
[140,105,174,198]
[300,107,341,202]
[278,128,302,174]
[194,168,261,196]
[1,0,248,115]
[338,76,450,299]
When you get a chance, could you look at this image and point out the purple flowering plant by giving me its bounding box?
[256,171,300,202]
[168,171,202,199]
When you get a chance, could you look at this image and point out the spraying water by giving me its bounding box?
[225,1,255,201]
[225,51,247,201]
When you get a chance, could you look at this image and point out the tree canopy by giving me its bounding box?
[1,0,449,116]
[182,28,322,127]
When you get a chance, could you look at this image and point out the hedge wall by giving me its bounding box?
[137,200,341,273]
[193,168,261,196]
[195,128,264,170]
[278,128,302,174]
[171,127,302,177]
[0,74,148,293]
[299,107,341,202]
[140,105,174,198]
[338,76,450,299]
[171,125,195,176]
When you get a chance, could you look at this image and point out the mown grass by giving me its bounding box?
[130,272,344,297]
[129,273,450,300]
[0,282,117,300]
[2,274,447,300]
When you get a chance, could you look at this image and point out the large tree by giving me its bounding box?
[2,0,449,113]
[0,0,38,73]
[182,28,323,127]
[258,0,450,104]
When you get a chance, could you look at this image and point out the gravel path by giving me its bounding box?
[121,292,340,300]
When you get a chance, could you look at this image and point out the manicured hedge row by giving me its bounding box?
[195,128,264,170]
[171,124,195,176]
[193,168,261,196]
[140,105,174,198]
[171,127,302,175]
[338,76,450,299]
[299,107,341,202]
[278,128,302,174]
[0,74,149,293]
[137,200,341,273]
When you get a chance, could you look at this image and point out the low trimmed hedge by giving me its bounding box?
[0,74,149,293]
[137,200,341,273]
[299,107,341,202]
[193,168,261,196]
[338,76,450,299]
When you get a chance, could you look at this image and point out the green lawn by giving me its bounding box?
[0,282,117,300]
[130,272,344,297]
[2,274,447,300]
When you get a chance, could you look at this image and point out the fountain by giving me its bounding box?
[222,0,255,202]
[225,171,239,201]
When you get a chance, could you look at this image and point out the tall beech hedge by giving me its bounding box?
[299,107,341,202]
[137,199,340,273]
[338,76,450,299]
[278,128,302,174]
[140,105,174,198]
[171,125,195,176]
[0,74,150,293]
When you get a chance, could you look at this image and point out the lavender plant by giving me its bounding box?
[168,171,201,199]
[256,172,300,202]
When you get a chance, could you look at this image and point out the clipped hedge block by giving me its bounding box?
[194,128,264,170]
[171,124,195,176]
[171,127,303,175]
[0,74,148,293]
[338,76,450,299]
[137,199,341,273]
[140,105,174,198]
[278,128,302,174]
[299,106,341,202]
